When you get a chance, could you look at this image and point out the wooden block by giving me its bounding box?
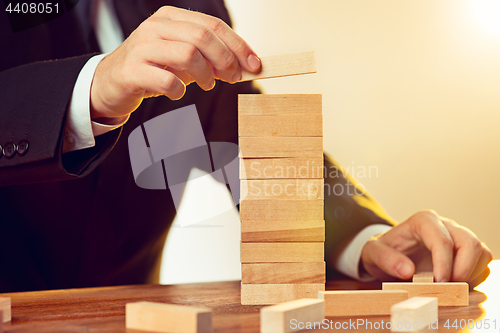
[382,282,469,306]
[239,52,316,82]
[242,263,325,284]
[413,272,434,283]
[240,200,323,221]
[0,298,11,323]
[240,158,324,179]
[238,94,322,116]
[241,220,324,242]
[125,301,211,333]
[390,297,438,332]
[318,290,409,316]
[238,114,322,137]
[239,137,323,158]
[261,298,325,333]
[241,284,325,305]
[241,243,324,263]
[241,179,323,201]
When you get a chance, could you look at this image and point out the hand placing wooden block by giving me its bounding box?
[240,158,324,180]
[0,297,11,323]
[412,272,434,283]
[241,284,325,305]
[239,52,316,82]
[241,220,324,242]
[241,242,324,263]
[242,263,325,284]
[239,137,323,158]
[261,298,325,333]
[382,282,469,306]
[125,302,211,333]
[318,290,409,316]
[239,114,322,137]
[240,200,323,221]
[390,297,438,332]
[241,179,323,201]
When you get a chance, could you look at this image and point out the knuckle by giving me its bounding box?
[156,6,172,16]
[222,51,237,71]
[209,18,226,34]
[161,74,178,92]
[439,235,454,250]
[193,26,214,46]
[181,44,199,64]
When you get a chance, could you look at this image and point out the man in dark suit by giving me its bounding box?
[0,0,492,293]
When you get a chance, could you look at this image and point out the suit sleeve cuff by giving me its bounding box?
[334,224,392,281]
[63,53,127,153]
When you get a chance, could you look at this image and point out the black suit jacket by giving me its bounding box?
[0,0,394,292]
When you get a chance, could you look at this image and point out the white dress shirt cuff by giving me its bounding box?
[63,53,128,153]
[334,224,392,282]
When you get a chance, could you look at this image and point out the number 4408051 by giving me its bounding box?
[444,318,497,330]
[5,3,59,14]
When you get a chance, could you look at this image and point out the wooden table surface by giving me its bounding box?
[1,261,499,332]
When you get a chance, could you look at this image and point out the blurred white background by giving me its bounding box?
[160,0,500,284]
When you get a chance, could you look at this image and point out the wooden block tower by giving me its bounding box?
[238,94,325,305]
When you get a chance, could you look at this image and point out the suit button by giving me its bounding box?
[3,142,17,159]
[17,140,29,156]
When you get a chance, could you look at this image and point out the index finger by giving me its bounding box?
[410,211,454,282]
[156,6,261,74]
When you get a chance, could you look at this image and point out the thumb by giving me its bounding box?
[363,240,415,280]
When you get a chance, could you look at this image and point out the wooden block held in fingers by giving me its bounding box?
[241,284,325,305]
[241,243,323,263]
[238,94,322,116]
[240,200,323,221]
[239,52,316,82]
[241,220,324,242]
[241,179,323,201]
[0,298,11,323]
[239,137,323,158]
[242,263,325,284]
[125,301,211,333]
[413,272,434,283]
[239,114,322,137]
[391,297,438,332]
[382,282,469,306]
[240,158,324,179]
[318,290,409,316]
[261,298,325,333]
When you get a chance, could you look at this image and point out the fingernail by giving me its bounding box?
[247,54,261,71]
[232,70,241,83]
[396,262,412,278]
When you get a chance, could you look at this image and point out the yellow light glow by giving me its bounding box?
[471,0,500,35]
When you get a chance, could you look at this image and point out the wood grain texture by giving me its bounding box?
[238,114,322,137]
[242,263,325,284]
[240,243,324,263]
[241,284,325,305]
[318,290,409,316]
[240,200,324,221]
[0,298,10,323]
[126,301,211,333]
[239,137,323,158]
[382,282,469,306]
[239,52,316,82]
[241,220,324,242]
[238,94,322,116]
[413,272,434,283]
[260,298,324,333]
[240,158,324,179]
[391,297,438,332]
[241,179,323,201]
[0,275,494,333]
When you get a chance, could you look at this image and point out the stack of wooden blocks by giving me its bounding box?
[238,94,325,305]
